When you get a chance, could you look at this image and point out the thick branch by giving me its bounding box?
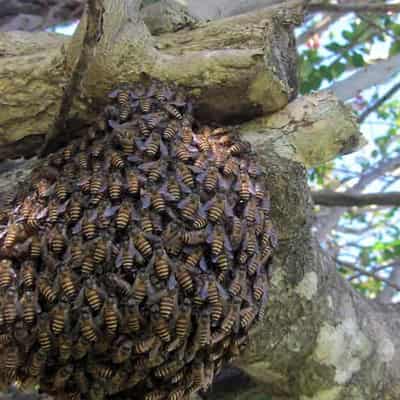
[0,0,84,32]
[0,0,303,159]
[207,126,400,399]
[309,1,400,14]
[313,190,400,207]
[331,54,400,101]
[239,90,364,168]
[40,0,105,155]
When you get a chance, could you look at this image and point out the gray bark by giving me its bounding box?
[0,1,399,399]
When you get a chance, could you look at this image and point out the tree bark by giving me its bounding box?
[312,191,400,207]
[0,0,304,160]
[206,123,400,400]
[2,1,400,400]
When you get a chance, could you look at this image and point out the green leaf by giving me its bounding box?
[331,62,346,78]
[351,53,365,68]
[390,40,400,56]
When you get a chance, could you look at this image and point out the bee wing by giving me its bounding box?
[224,231,233,252]
[199,257,208,273]
[141,193,151,209]
[206,225,214,244]
[72,220,82,234]
[104,205,119,218]
[159,138,169,157]
[224,199,234,218]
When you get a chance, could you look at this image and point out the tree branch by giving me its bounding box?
[40,0,105,156]
[239,90,363,168]
[358,81,400,123]
[331,53,400,101]
[312,190,400,207]
[0,0,304,159]
[309,1,400,14]
[211,137,400,399]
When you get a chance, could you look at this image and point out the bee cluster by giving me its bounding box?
[0,82,276,400]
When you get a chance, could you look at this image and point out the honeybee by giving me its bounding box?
[152,312,171,343]
[59,266,77,300]
[131,271,148,304]
[30,235,42,258]
[73,336,91,360]
[175,298,192,339]
[221,296,241,333]
[84,278,104,312]
[112,340,133,363]
[126,170,141,195]
[159,289,177,320]
[206,194,233,224]
[49,225,65,254]
[29,349,47,377]
[176,263,194,293]
[51,299,70,335]
[238,170,253,203]
[178,194,200,221]
[58,334,73,362]
[78,210,98,240]
[54,180,69,201]
[244,226,257,254]
[3,286,19,325]
[244,196,257,223]
[106,273,132,298]
[194,310,211,349]
[0,259,16,289]
[139,159,167,184]
[38,313,53,351]
[116,200,132,229]
[162,222,183,256]
[67,193,82,224]
[182,229,207,246]
[54,364,74,389]
[108,172,124,201]
[229,140,251,156]
[143,133,161,158]
[175,143,191,162]
[21,289,38,325]
[151,191,166,213]
[202,166,218,192]
[114,127,136,155]
[133,231,153,258]
[223,156,239,176]
[163,120,179,140]
[228,267,247,297]
[123,298,141,333]
[4,223,25,248]
[154,359,185,379]
[176,162,194,188]
[80,306,98,343]
[253,273,267,302]
[102,294,120,336]
[184,248,204,270]
[163,103,183,119]
[133,335,157,355]
[152,246,171,280]
[240,306,258,330]
[208,225,231,257]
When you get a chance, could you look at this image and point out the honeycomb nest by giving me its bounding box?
[0,82,276,400]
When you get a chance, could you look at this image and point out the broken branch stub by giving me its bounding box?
[0,0,302,159]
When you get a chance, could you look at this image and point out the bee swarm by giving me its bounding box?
[0,82,276,400]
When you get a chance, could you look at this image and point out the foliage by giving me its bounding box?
[299,12,400,300]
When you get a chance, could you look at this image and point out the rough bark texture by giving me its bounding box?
[206,125,400,400]
[1,1,400,400]
[0,1,303,159]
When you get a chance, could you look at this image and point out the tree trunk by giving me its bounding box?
[1,1,399,399]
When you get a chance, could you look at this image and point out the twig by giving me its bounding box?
[312,190,400,207]
[348,263,400,281]
[39,0,105,156]
[358,81,400,123]
[338,260,400,292]
[309,1,400,14]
